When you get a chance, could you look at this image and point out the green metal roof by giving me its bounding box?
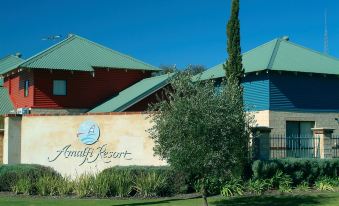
[0,87,14,115]
[89,73,174,113]
[0,55,25,81]
[2,34,160,74]
[197,37,339,81]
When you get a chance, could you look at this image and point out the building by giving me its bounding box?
[197,36,339,136]
[0,34,172,115]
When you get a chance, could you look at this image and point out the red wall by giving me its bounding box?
[32,69,151,109]
[126,87,168,111]
[3,70,34,108]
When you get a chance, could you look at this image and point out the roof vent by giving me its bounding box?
[15,52,22,58]
[282,36,289,41]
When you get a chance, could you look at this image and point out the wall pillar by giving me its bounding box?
[0,130,3,164]
[252,126,272,160]
[3,116,22,164]
[312,128,334,159]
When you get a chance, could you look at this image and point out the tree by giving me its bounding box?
[184,64,206,75]
[224,0,244,82]
[224,0,249,170]
[159,64,177,74]
[148,73,252,206]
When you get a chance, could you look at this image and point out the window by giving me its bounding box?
[24,80,29,97]
[286,121,315,137]
[53,80,67,96]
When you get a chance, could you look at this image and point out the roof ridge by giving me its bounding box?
[267,39,281,69]
[19,35,77,68]
[73,35,159,70]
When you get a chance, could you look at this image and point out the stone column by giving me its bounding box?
[3,115,22,164]
[311,128,334,159]
[251,126,272,160]
[0,130,3,164]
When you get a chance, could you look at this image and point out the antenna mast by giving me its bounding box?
[324,9,329,54]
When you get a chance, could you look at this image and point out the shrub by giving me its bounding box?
[74,173,95,197]
[315,178,335,191]
[295,181,310,192]
[36,175,57,196]
[252,159,339,186]
[270,170,293,190]
[93,173,111,198]
[0,164,60,192]
[246,179,271,195]
[55,176,74,196]
[134,172,167,197]
[11,178,33,195]
[100,166,188,196]
[220,178,244,197]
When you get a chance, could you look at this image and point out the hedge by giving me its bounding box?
[0,164,60,191]
[252,159,339,185]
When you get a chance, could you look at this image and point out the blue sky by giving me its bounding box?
[0,0,338,69]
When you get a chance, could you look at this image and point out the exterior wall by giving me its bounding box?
[3,70,34,109]
[125,87,168,112]
[5,113,165,176]
[252,110,270,127]
[270,72,339,111]
[269,111,339,135]
[243,73,270,111]
[30,108,88,115]
[33,69,151,109]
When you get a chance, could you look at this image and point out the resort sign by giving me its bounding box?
[47,120,133,166]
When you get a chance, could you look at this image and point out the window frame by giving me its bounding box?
[24,80,29,97]
[53,80,67,96]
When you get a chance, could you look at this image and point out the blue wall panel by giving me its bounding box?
[270,73,339,111]
[243,74,270,111]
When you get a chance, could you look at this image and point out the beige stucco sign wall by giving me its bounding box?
[4,113,166,176]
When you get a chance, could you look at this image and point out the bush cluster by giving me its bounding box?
[0,165,190,198]
[0,164,60,192]
[252,159,339,185]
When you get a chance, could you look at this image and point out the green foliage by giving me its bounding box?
[93,173,111,198]
[74,173,96,197]
[315,179,335,192]
[36,175,60,196]
[149,73,252,198]
[101,166,188,196]
[296,181,310,192]
[246,179,271,195]
[270,170,292,190]
[220,178,244,197]
[11,178,33,195]
[55,176,74,196]
[134,172,167,197]
[252,159,339,186]
[0,164,60,192]
[108,170,133,197]
[224,0,243,81]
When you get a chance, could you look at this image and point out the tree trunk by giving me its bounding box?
[202,187,209,206]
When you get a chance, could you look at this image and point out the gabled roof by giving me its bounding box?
[0,55,25,84]
[89,73,173,113]
[0,87,14,115]
[2,34,160,75]
[197,37,339,81]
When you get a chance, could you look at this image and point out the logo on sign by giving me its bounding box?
[77,120,100,145]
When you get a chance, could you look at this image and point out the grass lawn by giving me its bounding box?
[1,192,339,206]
